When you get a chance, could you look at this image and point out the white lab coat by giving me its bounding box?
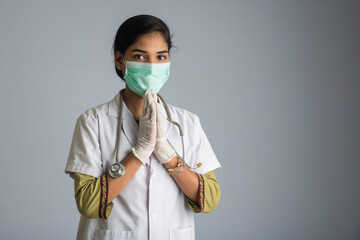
[65,89,221,240]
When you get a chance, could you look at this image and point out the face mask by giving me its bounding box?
[123,60,171,97]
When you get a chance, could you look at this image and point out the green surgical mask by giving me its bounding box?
[123,60,171,97]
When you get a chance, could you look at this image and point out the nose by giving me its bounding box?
[146,57,158,64]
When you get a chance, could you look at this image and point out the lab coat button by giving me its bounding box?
[152,213,157,219]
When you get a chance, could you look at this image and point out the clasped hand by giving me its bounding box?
[131,90,176,165]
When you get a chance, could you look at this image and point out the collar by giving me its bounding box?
[108,89,177,162]
[108,89,168,120]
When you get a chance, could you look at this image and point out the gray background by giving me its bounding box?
[0,0,359,239]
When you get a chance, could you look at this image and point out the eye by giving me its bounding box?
[157,55,167,61]
[133,54,145,60]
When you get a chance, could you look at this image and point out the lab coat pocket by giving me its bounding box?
[93,229,135,240]
[170,225,194,240]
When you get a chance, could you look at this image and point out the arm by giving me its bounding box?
[186,170,220,213]
[108,90,157,204]
[164,156,200,203]
[72,152,144,219]
[153,93,220,211]
[73,172,114,219]
[106,152,142,204]
[72,90,157,218]
[164,157,221,213]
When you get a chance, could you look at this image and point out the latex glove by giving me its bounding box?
[131,90,157,165]
[153,92,177,164]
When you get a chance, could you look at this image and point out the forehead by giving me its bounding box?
[127,32,168,52]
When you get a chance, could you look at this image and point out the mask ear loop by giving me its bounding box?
[121,56,127,75]
[156,93,202,170]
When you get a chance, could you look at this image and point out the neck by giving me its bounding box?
[123,85,144,121]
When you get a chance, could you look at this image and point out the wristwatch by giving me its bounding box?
[109,163,125,178]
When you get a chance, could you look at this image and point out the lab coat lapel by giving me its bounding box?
[107,89,138,147]
[108,90,179,154]
[121,99,139,147]
[121,96,179,154]
[158,100,183,157]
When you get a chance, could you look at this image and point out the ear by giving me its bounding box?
[115,51,124,71]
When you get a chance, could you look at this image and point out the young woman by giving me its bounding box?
[65,14,221,240]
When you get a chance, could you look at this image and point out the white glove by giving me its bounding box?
[153,93,177,164]
[131,90,157,165]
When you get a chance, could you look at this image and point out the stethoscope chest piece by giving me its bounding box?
[109,163,125,178]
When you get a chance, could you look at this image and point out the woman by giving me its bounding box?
[65,14,221,240]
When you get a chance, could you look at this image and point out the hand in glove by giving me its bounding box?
[152,92,177,164]
[131,90,157,165]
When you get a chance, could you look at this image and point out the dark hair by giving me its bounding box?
[113,14,173,80]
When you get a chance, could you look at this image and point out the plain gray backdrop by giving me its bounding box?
[0,0,359,239]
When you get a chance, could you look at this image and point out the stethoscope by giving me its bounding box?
[109,89,201,178]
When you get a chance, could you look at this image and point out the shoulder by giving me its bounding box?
[76,96,114,127]
[80,102,106,120]
[166,103,201,126]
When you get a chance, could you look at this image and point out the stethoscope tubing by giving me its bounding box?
[114,89,199,171]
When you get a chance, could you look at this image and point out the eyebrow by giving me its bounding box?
[131,49,169,54]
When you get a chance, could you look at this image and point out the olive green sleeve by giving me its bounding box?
[186,170,221,213]
[73,172,114,219]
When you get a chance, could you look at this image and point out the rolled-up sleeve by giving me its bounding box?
[74,172,114,219]
[186,170,221,213]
